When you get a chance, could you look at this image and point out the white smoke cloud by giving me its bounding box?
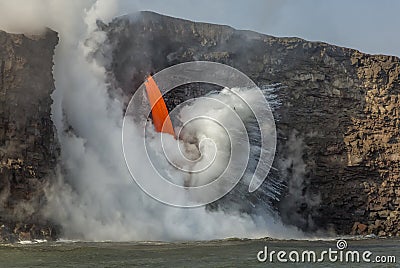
[278,131,321,231]
[0,0,304,241]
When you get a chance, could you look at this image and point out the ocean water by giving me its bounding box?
[0,238,399,267]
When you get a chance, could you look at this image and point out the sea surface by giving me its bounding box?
[0,238,399,267]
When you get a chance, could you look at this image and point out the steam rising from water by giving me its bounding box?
[0,0,304,241]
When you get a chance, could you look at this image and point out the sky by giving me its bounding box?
[120,0,400,57]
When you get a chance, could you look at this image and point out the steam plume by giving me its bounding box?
[0,0,303,241]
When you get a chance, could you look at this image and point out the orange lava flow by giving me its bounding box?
[144,75,176,137]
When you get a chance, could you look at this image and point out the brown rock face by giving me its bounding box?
[103,12,400,236]
[0,29,59,242]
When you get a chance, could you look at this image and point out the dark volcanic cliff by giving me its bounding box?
[0,11,399,240]
[0,30,59,242]
[103,12,400,236]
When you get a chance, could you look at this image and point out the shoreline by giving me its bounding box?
[2,234,398,246]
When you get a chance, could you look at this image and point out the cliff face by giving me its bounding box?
[0,12,399,240]
[104,12,400,236]
[0,30,59,242]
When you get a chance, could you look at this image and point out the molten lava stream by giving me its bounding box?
[144,75,176,137]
